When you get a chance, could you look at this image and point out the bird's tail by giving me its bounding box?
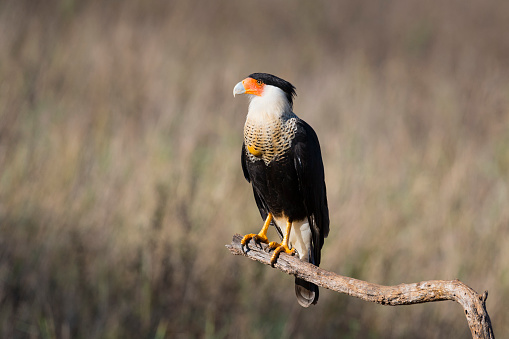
[294,239,319,307]
[295,277,319,307]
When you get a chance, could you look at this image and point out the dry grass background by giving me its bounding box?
[1,0,509,338]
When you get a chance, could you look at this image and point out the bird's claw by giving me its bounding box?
[241,233,269,253]
[269,242,295,266]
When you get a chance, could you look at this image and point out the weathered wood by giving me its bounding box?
[226,234,494,339]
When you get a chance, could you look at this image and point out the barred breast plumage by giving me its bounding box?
[244,114,298,165]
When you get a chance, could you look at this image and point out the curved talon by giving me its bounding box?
[240,233,255,252]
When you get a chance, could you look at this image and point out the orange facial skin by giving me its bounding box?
[242,77,265,96]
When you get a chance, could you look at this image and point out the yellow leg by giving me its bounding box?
[268,220,296,265]
[241,213,273,251]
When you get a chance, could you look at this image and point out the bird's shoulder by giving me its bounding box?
[291,117,321,149]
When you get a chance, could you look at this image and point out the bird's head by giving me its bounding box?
[233,73,296,110]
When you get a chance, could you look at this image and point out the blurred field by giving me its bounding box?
[1,0,509,338]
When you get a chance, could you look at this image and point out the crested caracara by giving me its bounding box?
[233,73,329,307]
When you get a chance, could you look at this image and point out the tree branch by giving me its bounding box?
[226,234,494,339]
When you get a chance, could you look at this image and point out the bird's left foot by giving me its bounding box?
[268,242,295,265]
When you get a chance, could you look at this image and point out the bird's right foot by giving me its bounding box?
[241,233,269,252]
[241,213,273,253]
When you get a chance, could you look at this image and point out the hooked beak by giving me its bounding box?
[233,81,245,97]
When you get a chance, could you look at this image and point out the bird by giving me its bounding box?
[233,73,329,307]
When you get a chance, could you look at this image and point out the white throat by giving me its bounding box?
[246,85,293,124]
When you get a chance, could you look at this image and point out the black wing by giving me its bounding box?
[241,142,251,183]
[292,119,329,266]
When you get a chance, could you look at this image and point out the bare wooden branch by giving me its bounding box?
[226,234,494,339]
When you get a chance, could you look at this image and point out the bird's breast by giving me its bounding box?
[244,116,297,165]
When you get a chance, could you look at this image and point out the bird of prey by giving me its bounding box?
[233,73,329,307]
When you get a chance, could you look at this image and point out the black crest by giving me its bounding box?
[248,73,296,108]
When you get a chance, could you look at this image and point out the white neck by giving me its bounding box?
[246,85,294,123]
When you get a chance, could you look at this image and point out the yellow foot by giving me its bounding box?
[241,233,269,252]
[268,242,296,265]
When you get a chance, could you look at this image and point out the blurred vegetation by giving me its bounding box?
[1,0,509,338]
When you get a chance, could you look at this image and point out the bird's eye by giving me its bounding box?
[256,80,262,85]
